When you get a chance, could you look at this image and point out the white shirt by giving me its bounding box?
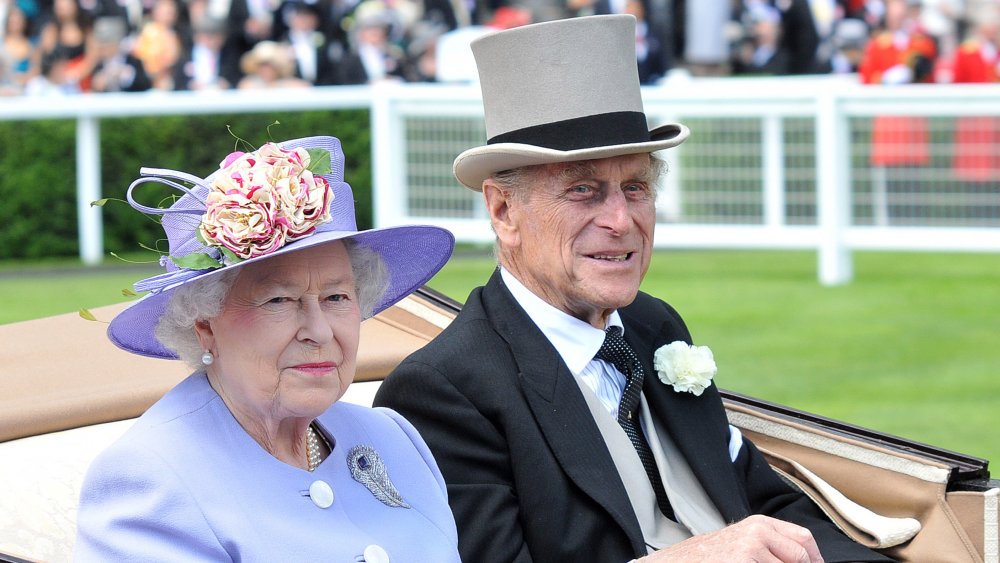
[500,267,627,418]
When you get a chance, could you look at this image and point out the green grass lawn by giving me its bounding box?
[3,250,998,464]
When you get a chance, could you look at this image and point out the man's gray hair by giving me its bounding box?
[489,153,667,201]
[155,240,389,369]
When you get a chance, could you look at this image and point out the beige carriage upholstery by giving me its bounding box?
[1,294,997,563]
[726,401,999,563]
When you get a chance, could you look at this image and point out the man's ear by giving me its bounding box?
[482,179,520,249]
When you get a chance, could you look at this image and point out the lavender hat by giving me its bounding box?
[108,135,454,360]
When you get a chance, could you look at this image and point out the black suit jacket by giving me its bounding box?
[374,270,891,562]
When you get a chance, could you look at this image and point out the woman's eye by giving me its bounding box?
[326,294,348,303]
[267,297,291,304]
[569,184,592,194]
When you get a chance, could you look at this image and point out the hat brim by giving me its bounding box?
[108,224,454,360]
[453,123,690,191]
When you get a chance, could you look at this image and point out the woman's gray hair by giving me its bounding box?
[155,240,389,369]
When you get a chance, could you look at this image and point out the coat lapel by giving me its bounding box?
[480,272,646,550]
[622,308,752,522]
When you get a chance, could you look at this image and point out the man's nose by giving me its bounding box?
[595,189,631,234]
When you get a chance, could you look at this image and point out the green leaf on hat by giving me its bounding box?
[121,288,138,297]
[79,308,98,321]
[171,252,223,270]
[306,148,332,176]
[90,198,110,207]
[219,246,244,266]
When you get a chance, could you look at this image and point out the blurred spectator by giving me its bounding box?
[346,0,406,82]
[859,0,938,225]
[828,17,868,73]
[5,0,1000,94]
[236,37,309,87]
[775,0,822,73]
[919,0,963,61]
[1,0,43,30]
[952,10,999,83]
[421,0,467,30]
[224,0,278,56]
[23,49,81,93]
[399,18,444,81]
[343,0,420,45]
[132,0,184,88]
[484,4,530,29]
[859,0,937,85]
[626,0,667,83]
[174,15,235,89]
[35,0,96,90]
[88,15,151,91]
[281,1,337,84]
[686,0,729,75]
[732,2,788,74]
[951,9,1000,183]
[809,0,837,71]
[1,4,34,90]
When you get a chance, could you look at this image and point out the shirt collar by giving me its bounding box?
[500,266,622,376]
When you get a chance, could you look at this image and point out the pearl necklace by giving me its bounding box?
[306,424,326,472]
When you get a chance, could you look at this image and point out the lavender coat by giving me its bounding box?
[75,373,460,562]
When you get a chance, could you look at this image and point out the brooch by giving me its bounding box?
[347,445,410,508]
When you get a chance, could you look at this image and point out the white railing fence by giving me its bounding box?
[2,77,999,285]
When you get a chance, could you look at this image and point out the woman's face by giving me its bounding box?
[54,0,78,20]
[5,7,27,35]
[196,241,361,426]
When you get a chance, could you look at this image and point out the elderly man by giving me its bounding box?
[374,15,890,563]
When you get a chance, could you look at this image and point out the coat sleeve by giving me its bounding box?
[75,441,229,561]
[374,358,535,563]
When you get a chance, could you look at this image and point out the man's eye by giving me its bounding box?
[570,184,592,194]
[624,183,650,197]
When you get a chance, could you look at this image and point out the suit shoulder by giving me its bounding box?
[621,291,692,342]
[625,291,686,322]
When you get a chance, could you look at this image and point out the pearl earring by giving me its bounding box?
[201,350,214,366]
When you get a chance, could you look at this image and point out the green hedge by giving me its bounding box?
[0,111,371,261]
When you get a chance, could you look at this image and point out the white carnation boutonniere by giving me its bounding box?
[653,341,717,396]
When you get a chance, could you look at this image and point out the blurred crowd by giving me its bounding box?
[1,0,999,96]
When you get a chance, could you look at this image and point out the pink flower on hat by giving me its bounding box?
[199,143,333,261]
[200,186,284,260]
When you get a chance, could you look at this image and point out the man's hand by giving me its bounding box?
[639,515,824,563]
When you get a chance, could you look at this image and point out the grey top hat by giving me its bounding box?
[452,15,689,191]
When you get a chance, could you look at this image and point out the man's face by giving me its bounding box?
[493,153,657,328]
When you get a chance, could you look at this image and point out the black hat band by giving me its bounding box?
[486,111,651,151]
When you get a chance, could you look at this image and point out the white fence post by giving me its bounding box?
[76,116,102,266]
[370,83,407,230]
[763,114,785,228]
[816,91,853,286]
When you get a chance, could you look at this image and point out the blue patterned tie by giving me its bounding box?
[597,326,675,520]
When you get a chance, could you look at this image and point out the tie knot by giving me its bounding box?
[596,325,636,375]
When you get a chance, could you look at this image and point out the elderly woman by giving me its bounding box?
[74,136,459,562]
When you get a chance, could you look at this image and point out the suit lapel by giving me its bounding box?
[480,272,646,550]
[621,311,751,522]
